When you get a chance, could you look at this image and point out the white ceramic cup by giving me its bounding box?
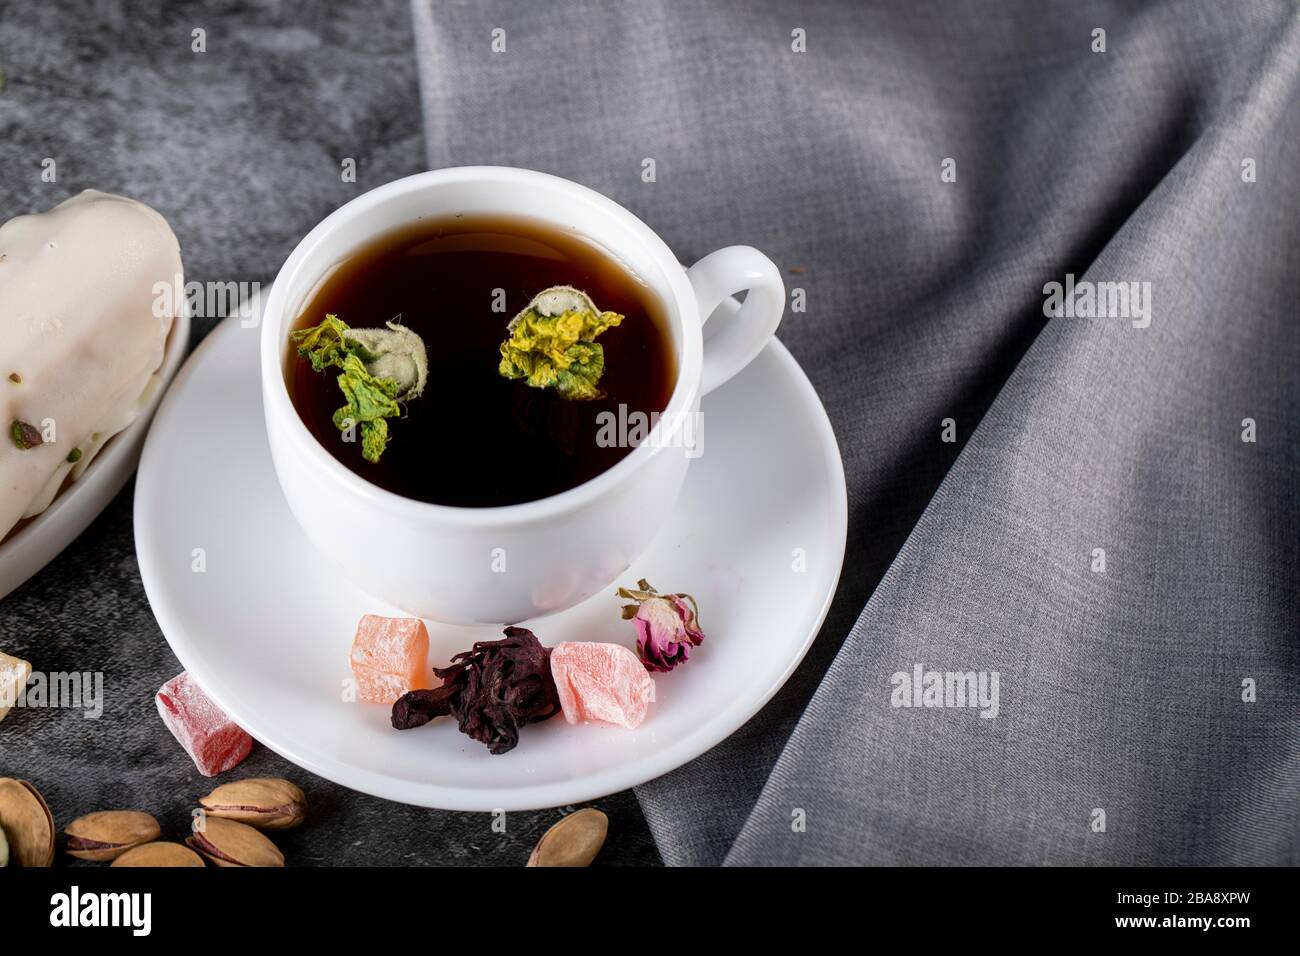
[261,167,784,624]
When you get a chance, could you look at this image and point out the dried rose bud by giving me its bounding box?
[617,579,705,672]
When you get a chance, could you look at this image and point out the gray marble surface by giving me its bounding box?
[0,0,660,866]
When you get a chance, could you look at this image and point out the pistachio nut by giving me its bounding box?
[526,808,608,867]
[112,841,205,868]
[0,826,8,867]
[198,777,306,830]
[0,777,54,867]
[186,815,284,867]
[64,810,161,861]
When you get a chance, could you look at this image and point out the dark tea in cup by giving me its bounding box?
[287,213,675,507]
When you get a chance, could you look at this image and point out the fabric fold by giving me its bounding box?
[725,7,1300,865]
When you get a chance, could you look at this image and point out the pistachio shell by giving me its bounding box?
[186,815,284,867]
[112,841,205,868]
[65,810,161,861]
[198,778,306,830]
[526,808,608,867]
[0,826,8,867]
[0,778,54,867]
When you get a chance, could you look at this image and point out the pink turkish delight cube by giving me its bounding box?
[550,641,656,729]
[155,671,253,776]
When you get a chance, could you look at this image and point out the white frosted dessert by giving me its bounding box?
[0,190,182,541]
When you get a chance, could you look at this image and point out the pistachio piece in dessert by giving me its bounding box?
[186,815,284,867]
[64,810,161,861]
[112,841,205,868]
[9,419,42,450]
[0,777,55,867]
[198,777,307,831]
[526,807,608,867]
[499,285,624,400]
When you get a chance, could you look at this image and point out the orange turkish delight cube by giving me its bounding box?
[349,615,433,704]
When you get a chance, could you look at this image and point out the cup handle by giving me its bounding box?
[686,246,785,396]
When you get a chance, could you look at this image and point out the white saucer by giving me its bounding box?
[0,308,190,602]
[134,293,846,810]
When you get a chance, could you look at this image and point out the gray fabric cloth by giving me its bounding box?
[0,0,660,867]
[414,0,1300,865]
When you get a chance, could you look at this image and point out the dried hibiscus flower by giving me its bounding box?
[617,579,705,672]
[391,626,560,755]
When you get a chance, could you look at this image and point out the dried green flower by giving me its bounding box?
[291,314,427,463]
[498,286,623,400]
